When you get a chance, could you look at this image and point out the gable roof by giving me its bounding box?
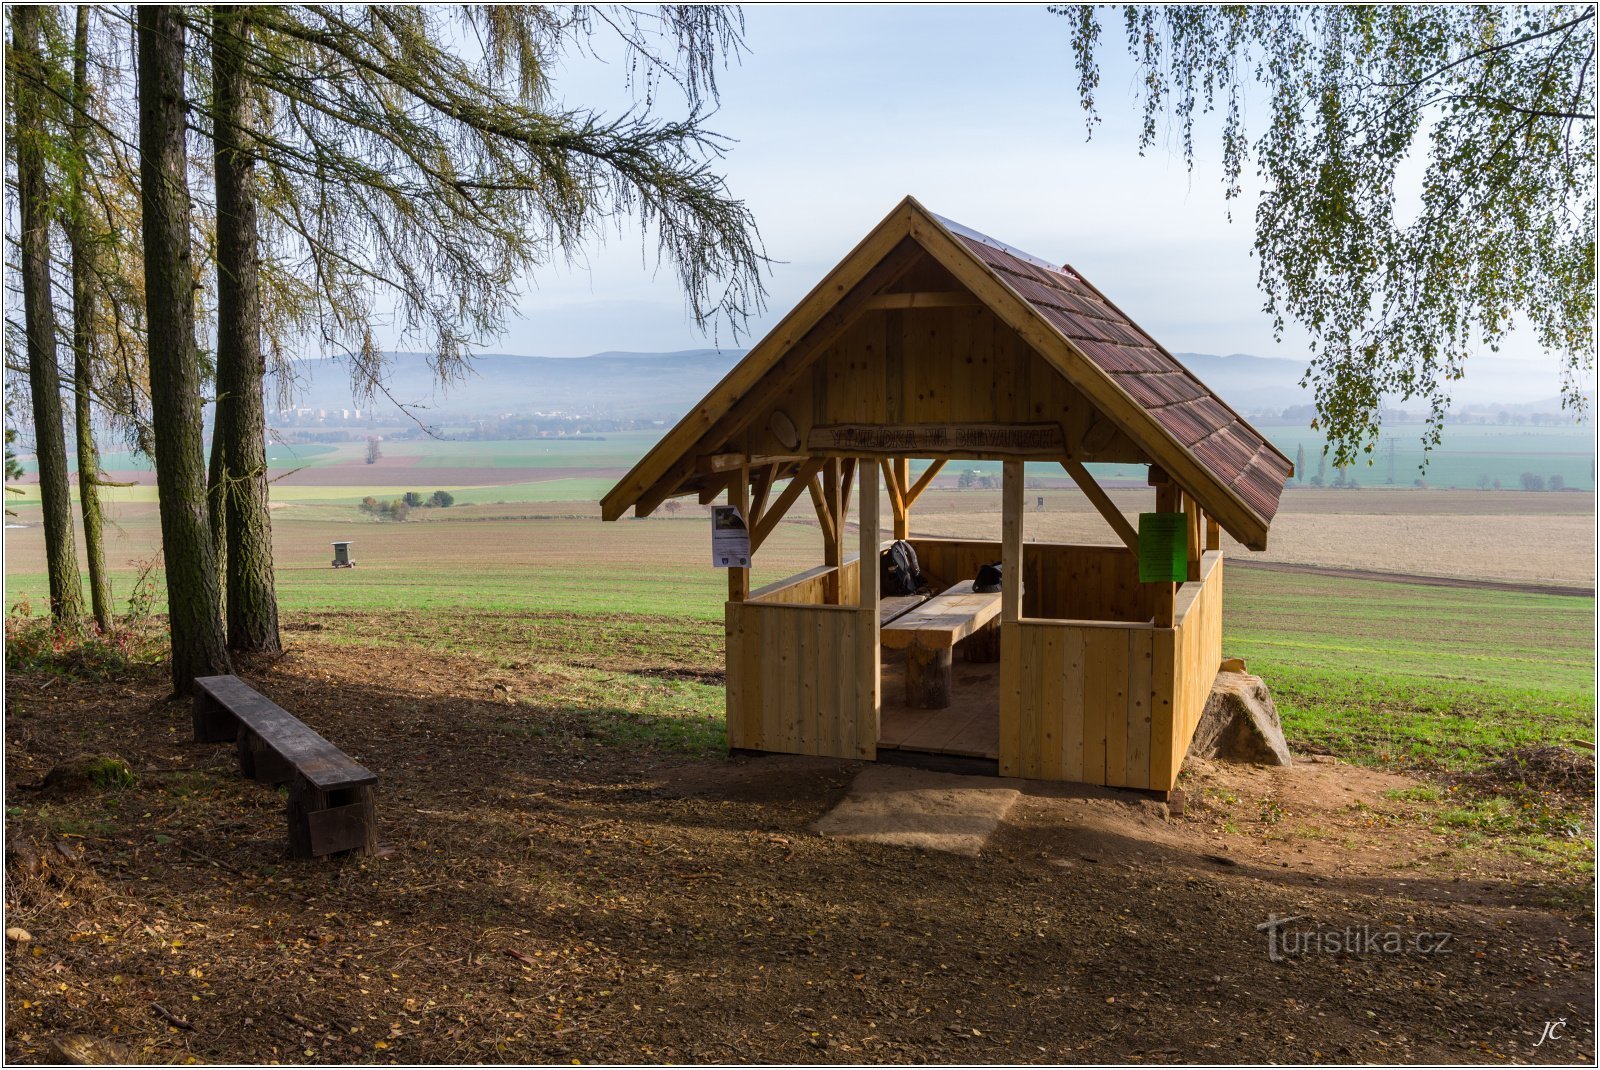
[603,196,1293,549]
[945,222,1294,527]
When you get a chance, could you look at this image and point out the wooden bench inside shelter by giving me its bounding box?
[881,580,1004,708]
[193,675,378,859]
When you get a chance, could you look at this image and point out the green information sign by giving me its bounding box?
[1138,512,1188,583]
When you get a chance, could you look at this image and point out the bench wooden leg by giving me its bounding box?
[193,691,238,743]
[237,728,295,786]
[961,618,1001,663]
[287,780,377,860]
[904,644,954,709]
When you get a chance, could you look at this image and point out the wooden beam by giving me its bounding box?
[1153,481,1179,626]
[839,458,856,524]
[807,473,836,546]
[856,456,880,758]
[860,290,980,311]
[752,459,826,551]
[697,474,730,506]
[1001,461,1024,624]
[822,458,843,604]
[1062,460,1139,556]
[602,200,918,521]
[698,452,806,475]
[1184,495,1202,582]
[880,458,907,540]
[623,237,926,520]
[904,459,946,507]
[893,458,910,539]
[748,461,779,535]
[809,422,1066,457]
[1206,516,1220,552]
[727,475,750,603]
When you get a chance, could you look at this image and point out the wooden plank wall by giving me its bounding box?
[743,284,1145,465]
[747,557,863,607]
[911,539,1152,623]
[724,602,869,758]
[1003,620,1157,787]
[1160,551,1224,790]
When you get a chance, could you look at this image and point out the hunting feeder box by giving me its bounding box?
[331,541,354,568]
[601,197,1293,796]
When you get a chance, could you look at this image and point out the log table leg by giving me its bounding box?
[961,618,1001,663]
[904,643,954,709]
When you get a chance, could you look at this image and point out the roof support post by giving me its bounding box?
[1185,496,1202,582]
[1206,516,1221,552]
[819,458,843,604]
[1151,471,1178,627]
[1001,460,1024,624]
[856,456,880,757]
[727,467,750,603]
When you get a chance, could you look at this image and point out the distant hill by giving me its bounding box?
[272,347,1579,426]
[274,349,745,422]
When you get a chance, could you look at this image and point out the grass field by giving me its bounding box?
[5,496,1592,778]
[5,425,1593,787]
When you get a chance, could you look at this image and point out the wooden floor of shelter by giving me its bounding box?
[877,651,1000,760]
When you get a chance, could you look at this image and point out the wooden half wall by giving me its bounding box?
[725,601,873,759]
[1000,551,1224,791]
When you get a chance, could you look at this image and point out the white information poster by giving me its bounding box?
[710,505,751,568]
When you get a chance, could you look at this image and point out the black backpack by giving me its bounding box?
[880,540,923,596]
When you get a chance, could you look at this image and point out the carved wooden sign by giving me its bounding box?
[807,423,1066,457]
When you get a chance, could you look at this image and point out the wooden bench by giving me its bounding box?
[880,580,1004,709]
[879,592,930,626]
[193,675,378,859]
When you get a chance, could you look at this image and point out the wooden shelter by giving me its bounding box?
[602,197,1293,793]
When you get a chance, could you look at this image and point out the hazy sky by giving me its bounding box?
[461,4,1574,405]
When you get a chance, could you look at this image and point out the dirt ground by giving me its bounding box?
[5,620,1593,1065]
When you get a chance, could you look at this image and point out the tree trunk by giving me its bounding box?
[14,6,85,624]
[212,6,281,654]
[207,413,227,605]
[68,6,113,634]
[137,5,232,693]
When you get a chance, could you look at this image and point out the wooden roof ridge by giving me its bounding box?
[602,195,1292,549]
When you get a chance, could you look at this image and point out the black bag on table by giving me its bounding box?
[880,539,923,596]
[973,562,1002,593]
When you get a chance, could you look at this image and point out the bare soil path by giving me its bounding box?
[5,622,1593,1064]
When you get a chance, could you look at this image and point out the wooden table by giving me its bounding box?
[880,580,1004,709]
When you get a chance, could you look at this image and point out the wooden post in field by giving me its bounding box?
[856,457,880,757]
[728,468,750,603]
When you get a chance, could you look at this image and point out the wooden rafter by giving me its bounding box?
[698,474,730,506]
[752,458,827,551]
[879,458,906,517]
[807,473,836,545]
[904,459,945,506]
[602,202,921,521]
[1061,460,1138,556]
[748,461,779,534]
[623,238,925,520]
